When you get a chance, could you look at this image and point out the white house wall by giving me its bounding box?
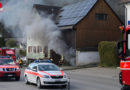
[27,38,45,60]
[125,4,130,25]
[76,51,100,66]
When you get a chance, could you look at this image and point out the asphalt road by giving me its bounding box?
[0,67,120,90]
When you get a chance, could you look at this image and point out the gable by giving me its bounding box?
[75,0,122,48]
[75,0,123,27]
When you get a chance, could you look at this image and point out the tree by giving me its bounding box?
[6,39,18,47]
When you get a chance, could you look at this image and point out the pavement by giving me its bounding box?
[61,65,120,79]
[61,63,99,70]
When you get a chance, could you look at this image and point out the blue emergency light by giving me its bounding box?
[128,21,130,25]
[34,60,52,63]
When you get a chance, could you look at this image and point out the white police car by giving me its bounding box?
[24,60,69,88]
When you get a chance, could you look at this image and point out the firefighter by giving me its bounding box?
[18,59,23,68]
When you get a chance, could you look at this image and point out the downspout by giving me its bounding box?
[72,25,77,66]
[125,5,127,26]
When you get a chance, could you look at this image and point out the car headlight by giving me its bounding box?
[43,75,50,78]
[63,75,67,78]
[16,68,20,71]
[0,68,3,71]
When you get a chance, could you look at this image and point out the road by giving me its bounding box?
[0,67,120,90]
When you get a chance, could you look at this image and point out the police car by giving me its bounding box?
[24,60,69,88]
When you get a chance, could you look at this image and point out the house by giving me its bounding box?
[58,0,123,65]
[26,0,124,66]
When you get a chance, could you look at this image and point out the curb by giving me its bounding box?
[62,63,98,71]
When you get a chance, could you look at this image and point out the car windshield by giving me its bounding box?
[38,64,60,71]
[0,59,15,65]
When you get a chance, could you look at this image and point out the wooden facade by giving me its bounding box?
[73,0,123,50]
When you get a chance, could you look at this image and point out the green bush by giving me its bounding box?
[6,39,17,47]
[98,41,120,67]
[19,49,26,56]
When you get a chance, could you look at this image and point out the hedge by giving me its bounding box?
[19,49,26,56]
[6,39,17,47]
[98,41,120,67]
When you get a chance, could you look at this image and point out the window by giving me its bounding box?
[28,46,32,53]
[33,46,36,53]
[37,46,40,53]
[95,13,108,20]
[32,66,37,72]
[39,46,42,52]
[28,46,30,53]
[38,64,60,71]
[27,63,37,70]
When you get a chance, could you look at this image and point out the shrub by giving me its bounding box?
[19,49,26,56]
[98,41,119,67]
[6,39,17,47]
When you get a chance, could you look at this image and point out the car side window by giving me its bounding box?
[32,65,37,72]
[27,63,35,70]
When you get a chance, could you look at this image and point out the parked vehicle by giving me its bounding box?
[0,56,21,80]
[24,60,69,88]
[117,25,130,90]
[0,48,16,62]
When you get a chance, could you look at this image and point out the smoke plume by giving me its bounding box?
[0,0,75,65]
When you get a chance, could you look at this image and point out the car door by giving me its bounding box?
[27,63,35,83]
[25,65,32,82]
[31,64,38,83]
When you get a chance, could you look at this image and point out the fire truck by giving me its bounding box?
[116,2,130,90]
[0,48,16,62]
[117,25,130,90]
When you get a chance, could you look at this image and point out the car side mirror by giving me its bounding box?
[116,41,126,59]
[60,68,63,71]
[32,68,37,72]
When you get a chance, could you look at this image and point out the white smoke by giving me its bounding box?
[0,0,75,65]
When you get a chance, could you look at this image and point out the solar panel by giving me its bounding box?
[58,0,97,27]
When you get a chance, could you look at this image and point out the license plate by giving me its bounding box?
[9,69,12,71]
[8,74,13,77]
[55,80,61,82]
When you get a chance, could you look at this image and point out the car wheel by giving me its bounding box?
[61,85,67,88]
[121,85,128,90]
[37,78,42,89]
[15,76,20,81]
[25,75,29,84]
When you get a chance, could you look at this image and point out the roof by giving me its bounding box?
[106,0,125,24]
[58,0,124,28]
[58,0,98,27]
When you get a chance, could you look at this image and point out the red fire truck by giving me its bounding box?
[0,48,16,62]
[117,25,130,90]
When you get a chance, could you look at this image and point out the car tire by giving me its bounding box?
[25,75,29,84]
[121,85,128,90]
[15,76,20,81]
[119,72,123,85]
[37,78,42,89]
[61,85,67,88]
